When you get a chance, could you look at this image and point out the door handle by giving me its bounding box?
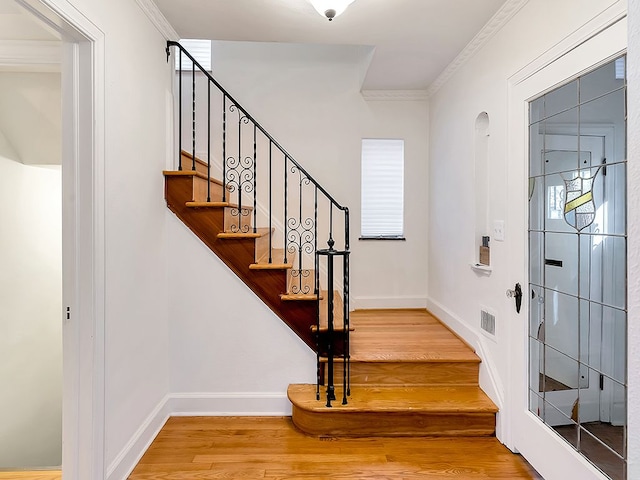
[506,283,523,313]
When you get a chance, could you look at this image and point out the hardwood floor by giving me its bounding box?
[129,416,542,479]
[0,472,61,480]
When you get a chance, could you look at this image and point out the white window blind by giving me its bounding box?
[361,139,404,238]
[175,39,212,72]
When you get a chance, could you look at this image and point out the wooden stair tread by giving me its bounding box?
[217,227,273,239]
[347,310,480,363]
[163,169,226,186]
[249,248,293,270]
[288,384,497,414]
[280,293,319,301]
[186,201,253,210]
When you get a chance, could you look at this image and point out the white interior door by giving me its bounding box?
[506,17,627,480]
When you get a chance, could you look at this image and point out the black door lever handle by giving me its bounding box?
[506,283,523,313]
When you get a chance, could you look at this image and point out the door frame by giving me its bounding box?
[505,8,627,480]
[15,0,106,478]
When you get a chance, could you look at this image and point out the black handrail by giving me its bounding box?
[167,41,350,407]
[167,41,348,213]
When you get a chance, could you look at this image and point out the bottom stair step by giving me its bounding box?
[288,384,497,437]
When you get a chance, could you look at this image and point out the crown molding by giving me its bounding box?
[135,0,179,41]
[361,89,429,101]
[0,39,61,70]
[427,0,529,97]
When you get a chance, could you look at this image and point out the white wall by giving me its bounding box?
[428,0,627,466]
[179,41,429,310]
[167,214,316,412]
[0,156,62,468]
[0,72,61,165]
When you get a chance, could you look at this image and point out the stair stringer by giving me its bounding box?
[165,174,318,350]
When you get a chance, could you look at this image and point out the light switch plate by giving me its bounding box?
[493,220,505,242]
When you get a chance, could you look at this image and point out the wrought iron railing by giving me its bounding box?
[167,41,350,407]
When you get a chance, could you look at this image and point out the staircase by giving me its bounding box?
[288,309,498,437]
[165,41,497,438]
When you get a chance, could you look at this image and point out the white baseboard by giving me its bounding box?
[168,392,292,416]
[426,297,478,348]
[426,297,506,441]
[352,295,427,310]
[106,391,291,480]
[106,395,171,480]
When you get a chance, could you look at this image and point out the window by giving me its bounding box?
[360,139,404,239]
[175,39,212,72]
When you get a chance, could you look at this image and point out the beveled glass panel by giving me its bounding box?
[530,285,544,340]
[582,162,626,237]
[530,95,545,125]
[530,390,544,418]
[544,173,573,234]
[529,337,543,393]
[545,79,578,118]
[544,289,579,359]
[579,426,625,480]
[579,299,591,365]
[529,232,543,287]
[580,234,602,302]
[580,89,625,162]
[582,301,601,367]
[597,306,627,384]
[602,236,627,309]
[529,176,544,231]
[544,233,578,296]
[545,345,579,390]
[580,57,626,104]
[530,121,545,178]
[546,401,579,448]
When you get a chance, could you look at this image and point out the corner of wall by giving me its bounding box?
[426,297,506,441]
[106,395,171,480]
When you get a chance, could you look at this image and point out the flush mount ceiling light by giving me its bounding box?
[309,0,355,21]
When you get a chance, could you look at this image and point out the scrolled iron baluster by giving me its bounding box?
[268,142,272,264]
[314,186,318,296]
[206,81,211,202]
[222,96,227,202]
[192,62,196,171]
[253,124,257,233]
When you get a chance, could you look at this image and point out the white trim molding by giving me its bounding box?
[135,0,179,41]
[168,392,292,416]
[361,90,429,101]
[427,0,528,97]
[352,295,427,310]
[107,396,171,480]
[0,39,61,70]
[105,392,292,480]
[426,297,506,441]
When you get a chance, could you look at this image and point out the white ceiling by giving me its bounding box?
[153,0,507,91]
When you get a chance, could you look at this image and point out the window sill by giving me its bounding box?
[359,236,406,241]
[470,263,492,276]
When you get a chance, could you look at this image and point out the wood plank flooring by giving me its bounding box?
[347,310,479,363]
[129,416,542,479]
[0,472,61,480]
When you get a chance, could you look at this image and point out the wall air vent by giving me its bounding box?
[480,309,496,336]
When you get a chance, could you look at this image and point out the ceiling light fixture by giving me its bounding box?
[309,0,355,21]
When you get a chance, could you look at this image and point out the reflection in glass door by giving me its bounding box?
[528,56,627,479]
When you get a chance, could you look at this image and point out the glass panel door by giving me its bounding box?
[528,56,627,480]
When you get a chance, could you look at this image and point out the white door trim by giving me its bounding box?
[505,11,627,480]
[15,1,107,478]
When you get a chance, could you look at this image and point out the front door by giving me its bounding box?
[506,18,627,480]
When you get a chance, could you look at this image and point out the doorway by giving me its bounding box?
[506,14,626,480]
[7,0,107,478]
[528,55,627,479]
